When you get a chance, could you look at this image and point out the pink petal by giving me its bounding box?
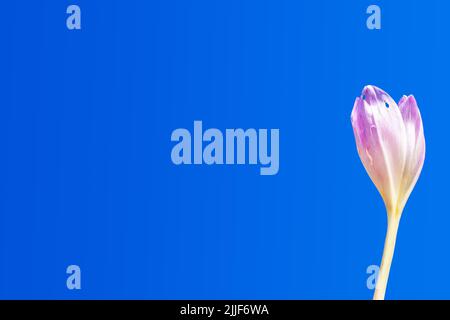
[351,86,407,213]
[397,95,426,212]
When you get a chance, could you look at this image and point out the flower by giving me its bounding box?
[351,85,425,216]
[351,85,425,300]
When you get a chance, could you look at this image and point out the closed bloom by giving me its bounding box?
[351,85,425,300]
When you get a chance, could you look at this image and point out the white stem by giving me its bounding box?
[373,214,400,300]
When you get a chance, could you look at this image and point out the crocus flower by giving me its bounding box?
[351,85,425,300]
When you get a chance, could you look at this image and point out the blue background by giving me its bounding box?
[0,0,446,299]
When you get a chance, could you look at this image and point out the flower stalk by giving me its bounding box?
[374,213,400,300]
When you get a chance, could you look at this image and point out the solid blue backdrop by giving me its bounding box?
[0,0,446,299]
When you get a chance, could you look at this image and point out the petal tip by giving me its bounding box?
[351,97,363,123]
[361,85,394,108]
